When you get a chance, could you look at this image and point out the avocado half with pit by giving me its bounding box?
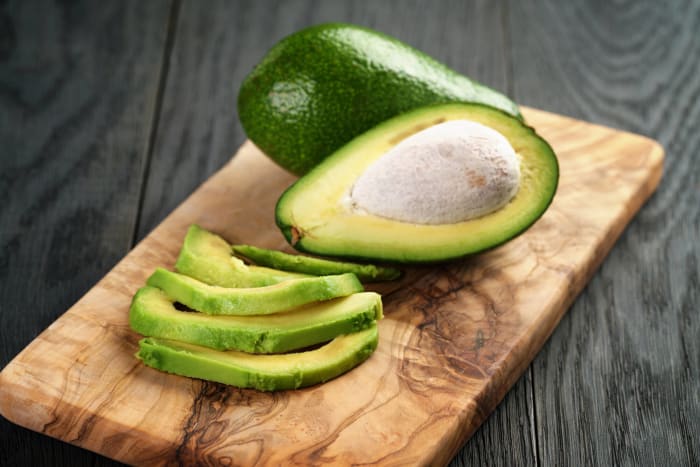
[275,103,559,263]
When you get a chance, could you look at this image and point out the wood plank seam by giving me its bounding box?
[131,0,183,248]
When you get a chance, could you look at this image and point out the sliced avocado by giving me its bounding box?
[146,268,364,316]
[175,224,307,288]
[231,244,401,282]
[238,23,521,175]
[129,285,382,353]
[275,103,559,263]
[136,324,379,391]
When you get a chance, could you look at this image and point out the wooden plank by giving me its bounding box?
[0,0,173,465]
[508,0,700,464]
[0,107,664,465]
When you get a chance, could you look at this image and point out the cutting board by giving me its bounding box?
[0,108,663,465]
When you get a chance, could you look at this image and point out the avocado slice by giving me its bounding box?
[129,285,382,353]
[231,244,401,282]
[146,268,364,316]
[175,224,307,288]
[136,324,379,391]
[275,103,559,263]
[238,23,521,175]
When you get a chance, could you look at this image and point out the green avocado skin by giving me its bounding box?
[136,324,379,391]
[232,244,401,282]
[129,285,382,353]
[238,23,521,175]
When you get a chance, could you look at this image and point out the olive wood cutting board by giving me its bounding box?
[0,108,664,465]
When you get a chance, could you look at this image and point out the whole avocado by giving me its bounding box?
[238,23,522,175]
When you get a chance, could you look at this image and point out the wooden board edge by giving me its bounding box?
[0,374,176,464]
[436,128,666,465]
[0,111,668,465]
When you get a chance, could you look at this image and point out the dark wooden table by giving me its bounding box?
[1,1,698,465]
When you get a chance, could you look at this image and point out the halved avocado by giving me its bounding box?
[136,324,379,391]
[146,267,363,316]
[275,103,559,263]
[129,285,382,353]
[231,244,401,282]
[176,224,307,287]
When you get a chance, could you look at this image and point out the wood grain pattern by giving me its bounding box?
[0,1,172,465]
[509,1,700,465]
[3,1,695,465]
[0,108,663,465]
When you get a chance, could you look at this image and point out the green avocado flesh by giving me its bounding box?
[232,244,401,282]
[175,224,307,288]
[136,324,379,391]
[238,23,521,175]
[129,286,382,353]
[275,103,559,264]
[146,268,364,316]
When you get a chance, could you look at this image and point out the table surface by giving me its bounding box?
[1,1,698,466]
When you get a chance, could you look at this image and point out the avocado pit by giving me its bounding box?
[346,120,520,225]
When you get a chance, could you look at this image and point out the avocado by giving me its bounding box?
[231,244,401,282]
[146,268,364,315]
[175,224,307,288]
[238,23,521,175]
[129,285,382,353]
[275,103,559,263]
[136,324,379,391]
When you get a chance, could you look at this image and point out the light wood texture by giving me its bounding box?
[0,107,663,465]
